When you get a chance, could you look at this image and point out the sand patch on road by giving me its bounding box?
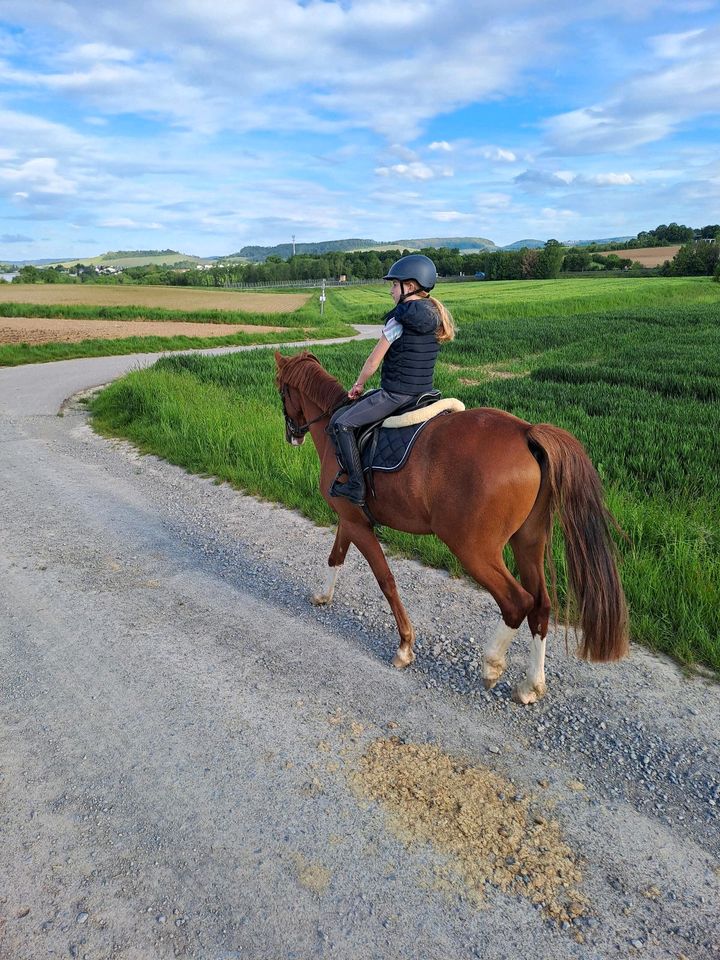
[351,738,588,925]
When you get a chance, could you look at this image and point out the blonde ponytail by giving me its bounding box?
[429,295,455,342]
[407,285,456,343]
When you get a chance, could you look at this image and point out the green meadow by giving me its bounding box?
[90,276,720,672]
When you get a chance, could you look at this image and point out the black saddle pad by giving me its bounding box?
[360,418,435,474]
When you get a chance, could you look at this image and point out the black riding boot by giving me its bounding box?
[329,425,366,505]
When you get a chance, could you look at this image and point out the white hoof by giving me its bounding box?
[392,647,415,669]
[512,680,547,705]
[310,593,332,606]
[482,657,506,689]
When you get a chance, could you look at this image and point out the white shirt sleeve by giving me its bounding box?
[382,317,404,343]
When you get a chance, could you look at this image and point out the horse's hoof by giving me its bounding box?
[481,658,506,688]
[392,649,415,669]
[310,593,331,606]
[512,682,546,705]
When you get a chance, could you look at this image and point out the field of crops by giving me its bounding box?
[0,284,351,366]
[0,283,309,312]
[90,276,719,670]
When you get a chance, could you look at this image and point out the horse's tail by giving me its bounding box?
[527,423,629,662]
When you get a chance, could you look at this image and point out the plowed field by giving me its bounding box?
[0,284,309,312]
[0,317,287,345]
[622,245,680,266]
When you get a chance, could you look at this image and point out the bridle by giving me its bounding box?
[279,383,328,444]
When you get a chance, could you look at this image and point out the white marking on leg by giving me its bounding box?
[482,621,518,687]
[526,633,546,689]
[513,634,548,704]
[311,566,339,606]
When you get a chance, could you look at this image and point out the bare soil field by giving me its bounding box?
[0,284,310,313]
[0,316,288,345]
[622,245,681,266]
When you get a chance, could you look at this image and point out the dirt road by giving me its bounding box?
[0,343,718,960]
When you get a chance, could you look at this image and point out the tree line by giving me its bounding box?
[4,223,719,286]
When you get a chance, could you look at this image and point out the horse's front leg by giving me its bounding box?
[311,523,350,606]
[346,520,415,669]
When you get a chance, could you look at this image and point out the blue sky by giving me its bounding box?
[0,0,719,260]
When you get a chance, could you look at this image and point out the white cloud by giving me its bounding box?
[62,42,135,63]
[429,141,452,152]
[475,193,512,209]
[99,218,162,229]
[479,146,518,163]
[431,210,473,222]
[545,23,720,153]
[648,28,705,58]
[0,157,77,195]
[589,172,635,185]
[375,162,436,181]
[0,0,567,140]
[540,207,577,219]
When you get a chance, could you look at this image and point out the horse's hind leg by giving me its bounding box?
[482,621,519,689]
[345,519,416,669]
[311,523,350,606]
[438,539,534,688]
[509,527,552,705]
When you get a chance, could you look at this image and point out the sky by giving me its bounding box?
[0,0,719,261]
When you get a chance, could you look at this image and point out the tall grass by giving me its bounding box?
[91,282,720,672]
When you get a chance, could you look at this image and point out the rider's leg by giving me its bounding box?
[329,389,413,505]
[329,425,366,505]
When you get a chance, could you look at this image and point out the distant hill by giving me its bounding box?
[51,250,209,269]
[565,236,635,248]
[501,239,546,251]
[233,236,497,261]
[233,239,378,261]
[13,232,675,268]
[395,236,497,252]
[3,258,75,267]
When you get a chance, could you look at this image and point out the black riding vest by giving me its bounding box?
[380,299,440,394]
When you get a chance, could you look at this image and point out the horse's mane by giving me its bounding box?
[277,352,347,413]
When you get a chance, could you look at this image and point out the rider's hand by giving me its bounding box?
[348,382,363,400]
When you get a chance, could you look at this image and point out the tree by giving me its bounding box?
[670,239,719,276]
[563,249,592,271]
[534,240,565,279]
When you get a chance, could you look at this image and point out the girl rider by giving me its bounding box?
[329,253,455,506]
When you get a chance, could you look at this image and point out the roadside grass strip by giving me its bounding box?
[91,281,720,672]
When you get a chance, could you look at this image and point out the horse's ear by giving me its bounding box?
[274,350,285,369]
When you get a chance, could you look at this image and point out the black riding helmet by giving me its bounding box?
[383,254,437,292]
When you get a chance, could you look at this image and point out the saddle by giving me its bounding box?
[353,391,464,496]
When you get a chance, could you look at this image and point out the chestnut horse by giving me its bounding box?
[275,350,628,703]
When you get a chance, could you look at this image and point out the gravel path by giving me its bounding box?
[0,342,718,960]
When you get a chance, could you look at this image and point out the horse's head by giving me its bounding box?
[275,351,347,446]
[275,352,306,445]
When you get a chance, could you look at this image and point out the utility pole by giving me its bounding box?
[319,278,326,316]
[292,234,296,257]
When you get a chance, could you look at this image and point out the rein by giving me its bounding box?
[280,384,344,442]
